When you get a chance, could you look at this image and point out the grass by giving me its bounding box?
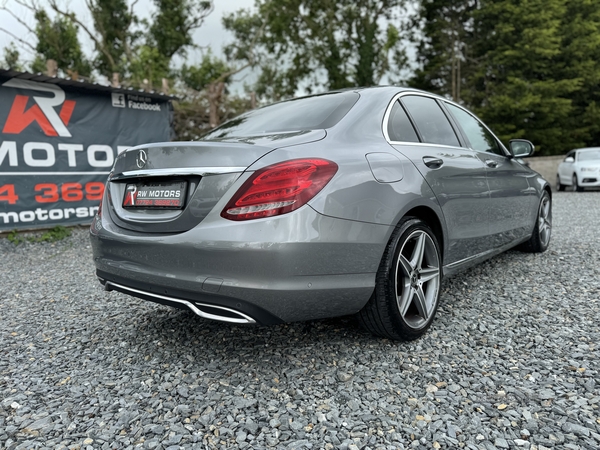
[6,229,25,245]
[5,226,72,245]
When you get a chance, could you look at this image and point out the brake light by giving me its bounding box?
[221,158,338,221]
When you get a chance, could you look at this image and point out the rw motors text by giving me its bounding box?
[0,141,130,168]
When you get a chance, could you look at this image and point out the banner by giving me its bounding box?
[0,77,171,231]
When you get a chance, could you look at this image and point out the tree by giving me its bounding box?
[127,0,213,89]
[128,0,213,89]
[468,0,580,155]
[128,44,171,89]
[2,43,24,70]
[32,9,92,78]
[224,0,409,100]
[87,0,138,79]
[409,0,478,102]
[48,0,213,88]
[150,0,212,60]
[3,0,216,89]
[181,53,230,127]
[1,0,257,138]
[2,0,129,79]
[181,44,259,128]
[410,0,587,155]
[178,10,264,128]
[173,90,253,140]
[0,2,90,76]
[557,0,600,149]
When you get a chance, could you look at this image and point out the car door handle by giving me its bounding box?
[485,159,498,168]
[423,156,444,168]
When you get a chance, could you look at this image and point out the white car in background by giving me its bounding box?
[557,147,600,191]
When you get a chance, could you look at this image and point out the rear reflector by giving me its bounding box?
[221,158,338,221]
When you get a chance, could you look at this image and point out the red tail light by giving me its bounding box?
[221,158,338,221]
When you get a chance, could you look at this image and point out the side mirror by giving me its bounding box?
[564,156,575,163]
[509,139,535,158]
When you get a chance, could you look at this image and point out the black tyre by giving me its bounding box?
[519,191,551,253]
[573,174,583,192]
[358,217,442,341]
[556,174,565,191]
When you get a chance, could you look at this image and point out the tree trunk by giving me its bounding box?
[208,81,225,128]
[46,59,58,77]
[457,56,461,103]
[451,51,456,101]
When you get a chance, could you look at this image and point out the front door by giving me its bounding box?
[443,102,538,247]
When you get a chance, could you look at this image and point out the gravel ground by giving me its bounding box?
[1,192,599,450]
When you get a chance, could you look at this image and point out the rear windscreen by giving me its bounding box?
[202,91,359,140]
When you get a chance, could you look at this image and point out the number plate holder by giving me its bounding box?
[122,180,187,209]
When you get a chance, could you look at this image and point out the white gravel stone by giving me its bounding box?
[1,193,599,449]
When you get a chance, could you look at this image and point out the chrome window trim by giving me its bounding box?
[382,91,465,151]
[111,167,246,181]
[382,91,509,157]
[387,141,469,151]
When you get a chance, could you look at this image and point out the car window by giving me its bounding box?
[401,95,460,147]
[565,151,575,161]
[578,150,600,161]
[387,101,419,142]
[445,103,503,155]
[202,91,360,140]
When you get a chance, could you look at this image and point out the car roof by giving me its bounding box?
[298,85,443,100]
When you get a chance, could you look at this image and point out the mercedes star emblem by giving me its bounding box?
[136,149,148,169]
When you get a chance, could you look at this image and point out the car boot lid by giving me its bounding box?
[111,130,327,180]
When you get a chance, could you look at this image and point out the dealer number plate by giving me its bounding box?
[122,180,187,209]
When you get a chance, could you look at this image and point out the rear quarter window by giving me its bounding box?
[387,101,419,143]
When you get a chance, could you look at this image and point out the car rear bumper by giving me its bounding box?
[90,204,392,324]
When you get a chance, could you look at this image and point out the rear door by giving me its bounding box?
[386,94,491,265]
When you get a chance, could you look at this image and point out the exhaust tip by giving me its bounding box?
[102,280,113,292]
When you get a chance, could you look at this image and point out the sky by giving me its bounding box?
[0,0,255,81]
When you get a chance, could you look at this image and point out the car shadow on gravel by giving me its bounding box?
[135,306,371,346]
[101,249,513,352]
[96,245,550,369]
[96,303,396,382]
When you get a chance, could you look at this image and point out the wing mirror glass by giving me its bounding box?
[509,139,535,158]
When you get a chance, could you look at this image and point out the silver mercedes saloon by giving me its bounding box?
[90,86,552,340]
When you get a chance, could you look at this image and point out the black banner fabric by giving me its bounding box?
[0,77,171,231]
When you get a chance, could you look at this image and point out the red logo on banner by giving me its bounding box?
[2,79,76,137]
[3,95,75,136]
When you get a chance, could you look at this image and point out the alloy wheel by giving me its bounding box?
[395,230,441,330]
[538,195,551,247]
